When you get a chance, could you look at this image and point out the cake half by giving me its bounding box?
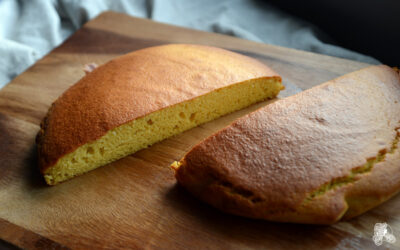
[173,65,400,224]
[37,44,283,185]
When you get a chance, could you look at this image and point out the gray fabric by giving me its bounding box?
[0,0,379,89]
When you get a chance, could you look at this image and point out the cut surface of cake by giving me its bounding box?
[37,44,283,185]
[173,65,400,224]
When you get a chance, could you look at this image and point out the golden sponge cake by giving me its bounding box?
[37,44,283,185]
[173,65,400,224]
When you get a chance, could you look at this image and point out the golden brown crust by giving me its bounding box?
[175,65,400,224]
[343,136,400,220]
[37,44,280,173]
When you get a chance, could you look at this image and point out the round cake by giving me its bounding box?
[173,65,400,224]
[37,44,283,185]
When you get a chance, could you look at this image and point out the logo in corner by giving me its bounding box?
[373,222,396,246]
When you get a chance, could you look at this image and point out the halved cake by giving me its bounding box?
[37,44,283,185]
[173,65,400,224]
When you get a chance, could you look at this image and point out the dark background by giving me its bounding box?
[268,0,400,65]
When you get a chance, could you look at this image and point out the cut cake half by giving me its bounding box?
[37,44,283,185]
[173,65,400,224]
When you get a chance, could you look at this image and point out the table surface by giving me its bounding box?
[1,11,396,249]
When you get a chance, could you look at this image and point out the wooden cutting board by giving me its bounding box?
[0,11,396,249]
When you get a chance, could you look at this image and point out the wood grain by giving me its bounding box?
[0,11,395,249]
[0,218,68,250]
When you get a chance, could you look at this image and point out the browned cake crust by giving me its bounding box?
[174,65,400,224]
[36,44,280,173]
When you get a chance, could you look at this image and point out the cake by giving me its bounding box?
[36,44,283,185]
[173,65,400,224]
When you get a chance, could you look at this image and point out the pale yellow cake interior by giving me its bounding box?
[44,77,283,185]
